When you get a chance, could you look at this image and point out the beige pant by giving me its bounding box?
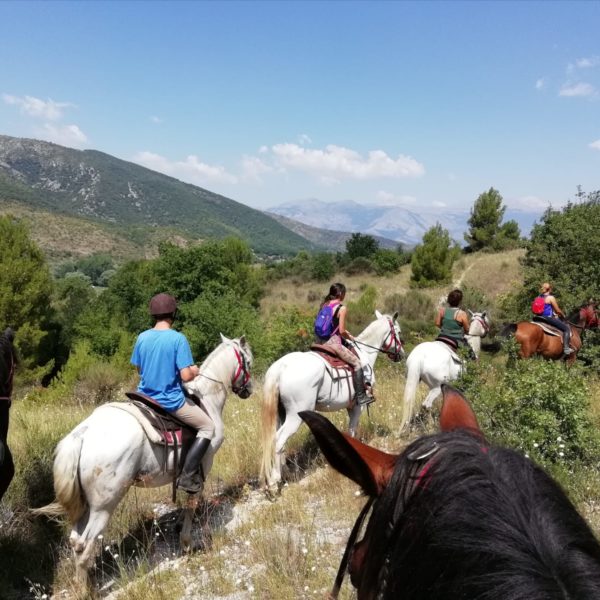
[172,397,215,439]
[324,337,361,369]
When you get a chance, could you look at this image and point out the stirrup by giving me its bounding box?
[563,347,574,356]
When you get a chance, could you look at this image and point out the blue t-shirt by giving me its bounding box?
[130,328,195,411]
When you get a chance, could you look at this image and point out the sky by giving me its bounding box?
[1,1,599,216]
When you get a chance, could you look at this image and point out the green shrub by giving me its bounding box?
[344,257,374,276]
[457,358,600,469]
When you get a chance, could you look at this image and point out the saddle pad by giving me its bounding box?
[310,344,354,370]
[530,321,562,338]
[99,402,183,446]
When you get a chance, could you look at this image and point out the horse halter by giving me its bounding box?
[355,318,404,362]
[231,344,252,398]
[470,313,490,337]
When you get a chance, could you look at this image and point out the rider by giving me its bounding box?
[435,289,471,353]
[315,283,373,406]
[534,282,573,356]
[130,293,215,494]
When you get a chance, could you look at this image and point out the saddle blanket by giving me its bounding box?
[310,343,354,371]
[433,340,463,364]
[98,402,178,445]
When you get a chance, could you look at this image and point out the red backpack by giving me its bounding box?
[531,296,546,315]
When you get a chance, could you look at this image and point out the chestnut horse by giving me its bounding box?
[502,302,598,364]
[299,386,600,599]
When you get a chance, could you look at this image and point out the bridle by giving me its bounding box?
[469,313,490,338]
[197,342,252,397]
[354,318,404,362]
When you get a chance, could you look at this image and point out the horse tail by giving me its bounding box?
[33,429,86,523]
[500,323,517,338]
[400,352,422,433]
[260,362,282,487]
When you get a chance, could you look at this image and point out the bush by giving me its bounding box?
[344,257,374,276]
[384,290,437,341]
[457,358,600,469]
[372,249,402,275]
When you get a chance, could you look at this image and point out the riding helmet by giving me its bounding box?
[149,293,177,317]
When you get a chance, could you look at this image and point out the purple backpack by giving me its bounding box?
[314,301,341,339]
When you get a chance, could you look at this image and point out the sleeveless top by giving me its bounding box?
[540,293,554,318]
[439,307,465,340]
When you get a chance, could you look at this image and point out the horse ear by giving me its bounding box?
[393,311,399,321]
[468,309,474,317]
[239,335,246,346]
[375,310,383,319]
[299,411,397,496]
[440,385,482,436]
[220,333,229,344]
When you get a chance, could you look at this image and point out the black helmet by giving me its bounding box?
[149,293,177,317]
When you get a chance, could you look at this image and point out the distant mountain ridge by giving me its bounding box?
[0,135,316,255]
[265,211,400,251]
[268,198,542,246]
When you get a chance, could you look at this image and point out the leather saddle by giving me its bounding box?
[435,335,459,352]
[125,391,196,448]
[310,343,356,371]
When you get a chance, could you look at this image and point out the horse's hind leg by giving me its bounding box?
[422,386,441,409]
[269,413,303,488]
[73,507,114,582]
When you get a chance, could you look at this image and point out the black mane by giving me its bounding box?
[360,430,600,599]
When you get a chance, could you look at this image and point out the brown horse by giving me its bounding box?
[502,302,598,364]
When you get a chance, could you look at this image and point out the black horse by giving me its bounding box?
[0,327,16,502]
[300,385,600,600]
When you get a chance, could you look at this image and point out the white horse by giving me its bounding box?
[260,310,403,490]
[399,311,490,432]
[34,334,253,585]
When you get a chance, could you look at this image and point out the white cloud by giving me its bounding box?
[2,93,74,120]
[575,56,600,69]
[133,151,237,185]
[297,133,312,145]
[535,78,545,90]
[37,123,88,148]
[241,155,273,182]
[559,82,597,97]
[590,139,600,151]
[270,143,425,181]
[432,200,446,208]
[150,115,162,124]
[258,145,269,154]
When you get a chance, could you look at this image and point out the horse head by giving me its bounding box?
[219,333,254,399]
[373,309,404,362]
[467,310,490,337]
[299,386,481,598]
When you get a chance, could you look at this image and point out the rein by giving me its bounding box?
[196,344,251,393]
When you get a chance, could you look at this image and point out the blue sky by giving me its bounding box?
[1,1,599,214]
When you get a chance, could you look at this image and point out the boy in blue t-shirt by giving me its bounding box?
[131,293,214,493]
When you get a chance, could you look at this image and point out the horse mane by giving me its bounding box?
[567,301,596,324]
[200,337,252,380]
[361,430,600,599]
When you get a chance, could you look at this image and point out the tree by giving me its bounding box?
[464,187,521,251]
[410,224,460,288]
[345,233,379,260]
[0,216,54,366]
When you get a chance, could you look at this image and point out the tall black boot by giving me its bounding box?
[563,328,574,355]
[352,369,374,407]
[177,437,211,494]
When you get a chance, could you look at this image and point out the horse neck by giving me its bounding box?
[196,344,233,396]
[356,320,388,366]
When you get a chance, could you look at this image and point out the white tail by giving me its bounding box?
[50,430,86,523]
[260,364,281,486]
[400,354,422,433]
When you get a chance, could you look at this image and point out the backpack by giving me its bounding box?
[531,296,546,315]
[314,301,341,339]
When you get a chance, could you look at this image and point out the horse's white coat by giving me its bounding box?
[399,312,490,432]
[260,311,403,489]
[43,335,253,583]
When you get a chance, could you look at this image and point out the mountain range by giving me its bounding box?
[268,198,542,246]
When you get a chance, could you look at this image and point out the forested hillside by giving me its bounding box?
[0,135,315,255]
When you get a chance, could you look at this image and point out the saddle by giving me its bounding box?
[310,343,356,371]
[434,336,463,364]
[531,318,564,339]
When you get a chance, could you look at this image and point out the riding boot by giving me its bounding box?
[352,368,374,407]
[177,437,211,494]
[563,328,574,355]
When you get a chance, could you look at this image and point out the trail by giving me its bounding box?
[437,257,481,306]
